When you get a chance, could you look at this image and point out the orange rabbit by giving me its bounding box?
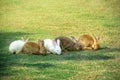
[78,34,100,50]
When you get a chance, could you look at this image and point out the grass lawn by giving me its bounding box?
[0,0,120,80]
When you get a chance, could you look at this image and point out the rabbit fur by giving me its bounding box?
[9,40,27,54]
[78,34,99,50]
[44,39,62,55]
[55,36,82,51]
[22,40,47,55]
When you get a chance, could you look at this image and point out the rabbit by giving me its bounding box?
[55,36,82,51]
[78,34,100,50]
[22,40,47,55]
[9,39,27,54]
[44,39,62,55]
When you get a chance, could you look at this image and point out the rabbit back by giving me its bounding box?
[22,42,40,54]
[78,34,99,50]
[9,40,26,54]
[55,36,81,51]
[44,39,61,54]
[78,35,94,47]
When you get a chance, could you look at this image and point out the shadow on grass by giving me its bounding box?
[62,53,113,60]
[0,47,118,78]
[0,31,35,78]
[0,32,33,50]
[0,68,21,78]
[0,52,55,77]
[100,47,120,53]
[0,62,55,78]
[61,47,119,61]
[62,47,120,60]
[24,63,55,68]
[0,52,55,68]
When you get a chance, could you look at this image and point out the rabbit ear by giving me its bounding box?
[21,37,24,40]
[56,39,60,46]
[96,36,100,41]
[92,34,99,42]
[70,36,77,43]
[25,38,29,42]
[21,37,29,42]
[21,37,26,41]
[92,34,100,45]
[52,40,57,47]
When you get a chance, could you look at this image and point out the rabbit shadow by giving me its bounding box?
[99,47,120,53]
[0,52,56,77]
[50,47,115,61]
[62,53,113,61]
[62,47,120,61]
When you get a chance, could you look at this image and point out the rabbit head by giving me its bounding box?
[70,36,82,50]
[44,39,62,55]
[38,39,47,54]
[52,39,61,55]
[21,37,29,42]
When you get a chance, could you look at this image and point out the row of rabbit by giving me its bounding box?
[9,34,100,55]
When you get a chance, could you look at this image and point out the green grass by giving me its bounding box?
[0,0,120,80]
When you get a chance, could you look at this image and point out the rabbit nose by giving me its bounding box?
[57,50,59,53]
[57,50,61,53]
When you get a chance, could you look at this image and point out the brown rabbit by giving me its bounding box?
[38,39,48,55]
[78,34,100,50]
[22,40,47,55]
[55,36,82,51]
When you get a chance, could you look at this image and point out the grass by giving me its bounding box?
[0,0,120,80]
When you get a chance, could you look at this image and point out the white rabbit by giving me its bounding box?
[9,39,27,54]
[44,39,62,55]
